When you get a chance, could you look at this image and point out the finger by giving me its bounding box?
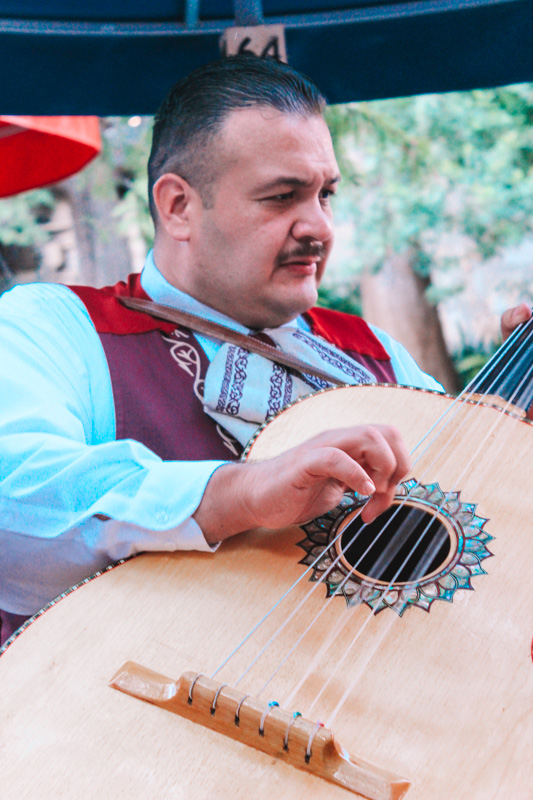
[360,490,396,524]
[501,303,532,342]
[300,447,376,496]
[354,426,398,493]
[342,425,409,495]
[308,425,410,490]
[368,425,411,487]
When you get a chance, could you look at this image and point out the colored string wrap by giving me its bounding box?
[259,701,279,736]
[209,312,533,742]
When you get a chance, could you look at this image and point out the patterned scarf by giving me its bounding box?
[203,325,376,447]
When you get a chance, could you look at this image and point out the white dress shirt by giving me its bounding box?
[0,252,442,615]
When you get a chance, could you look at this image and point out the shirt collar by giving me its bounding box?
[140,251,302,333]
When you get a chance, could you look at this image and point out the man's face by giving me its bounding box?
[186,106,340,329]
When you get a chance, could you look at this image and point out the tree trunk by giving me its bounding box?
[360,251,460,393]
[61,162,134,287]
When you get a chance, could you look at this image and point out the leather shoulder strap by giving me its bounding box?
[118,296,345,386]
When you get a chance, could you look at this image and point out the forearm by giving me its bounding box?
[194,425,412,545]
[0,284,231,613]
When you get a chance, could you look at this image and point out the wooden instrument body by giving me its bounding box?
[1,385,532,799]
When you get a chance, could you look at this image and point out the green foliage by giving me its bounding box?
[103,117,154,248]
[453,345,496,388]
[317,283,361,316]
[0,189,55,247]
[325,84,533,279]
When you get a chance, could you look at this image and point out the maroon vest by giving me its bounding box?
[0,278,396,648]
[100,327,241,461]
[96,325,396,465]
[67,275,396,463]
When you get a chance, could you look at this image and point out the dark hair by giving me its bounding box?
[147,54,326,220]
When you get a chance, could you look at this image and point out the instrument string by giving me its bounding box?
[314,354,533,725]
[229,320,533,690]
[273,498,450,706]
[472,311,533,404]
[251,324,533,708]
[338,317,533,592]
[212,319,533,686]
[322,356,533,730]
[210,509,360,680]
[407,314,533,461]
[359,504,428,581]
[281,510,434,709]
[511,340,533,409]
[280,608,354,706]
[210,314,533,684]
[351,319,533,584]
[263,500,448,707]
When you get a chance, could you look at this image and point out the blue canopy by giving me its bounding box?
[1,1,532,113]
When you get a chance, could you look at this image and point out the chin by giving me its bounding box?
[292,284,319,316]
[264,293,317,329]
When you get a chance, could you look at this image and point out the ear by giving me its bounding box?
[152,173,199,241]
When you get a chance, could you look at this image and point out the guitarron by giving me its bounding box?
[1,314,532,800]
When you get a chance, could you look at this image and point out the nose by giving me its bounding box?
[291,199,333,244]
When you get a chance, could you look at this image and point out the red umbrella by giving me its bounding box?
[0,116,101,197]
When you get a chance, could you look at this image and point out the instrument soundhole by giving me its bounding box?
[340,503,452,584]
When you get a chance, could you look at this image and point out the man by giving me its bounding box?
[0,55,529,645]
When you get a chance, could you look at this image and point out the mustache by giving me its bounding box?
[278,241,326,264]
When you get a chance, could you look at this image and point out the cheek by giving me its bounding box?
[235,218,286,258]
[202,206,292,282]
[210,215,258,261]
[254,216,294,252]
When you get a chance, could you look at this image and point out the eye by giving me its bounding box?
[320,188,336,202]
[264,191,295,202]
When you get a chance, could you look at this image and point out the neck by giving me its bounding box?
[469,313,533,415]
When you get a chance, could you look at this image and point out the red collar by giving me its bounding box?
[69,275,390,361]
[70,273,176,335]
[305,306,390,361]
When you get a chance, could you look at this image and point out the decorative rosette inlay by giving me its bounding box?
[298,479,493,616]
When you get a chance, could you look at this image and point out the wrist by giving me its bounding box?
[193,463,259,545]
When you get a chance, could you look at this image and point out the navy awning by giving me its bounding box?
[1,1,532,114]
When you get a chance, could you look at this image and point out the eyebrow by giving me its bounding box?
[254,174,341,193]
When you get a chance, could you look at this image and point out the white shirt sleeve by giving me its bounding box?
[0,284,224,615]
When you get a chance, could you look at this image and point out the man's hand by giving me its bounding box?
[501,303,532,342]
[194,426,411,545]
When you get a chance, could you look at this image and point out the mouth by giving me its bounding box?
[278,259,318,276]
[277,243,326,277]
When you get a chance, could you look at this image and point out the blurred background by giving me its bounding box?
[1,84,532,392]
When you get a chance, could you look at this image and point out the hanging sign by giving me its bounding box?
[220,24,287,63]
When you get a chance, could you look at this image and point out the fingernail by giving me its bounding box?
[362,480,375,495]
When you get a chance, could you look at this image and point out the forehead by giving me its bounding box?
[216,106,339,185]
